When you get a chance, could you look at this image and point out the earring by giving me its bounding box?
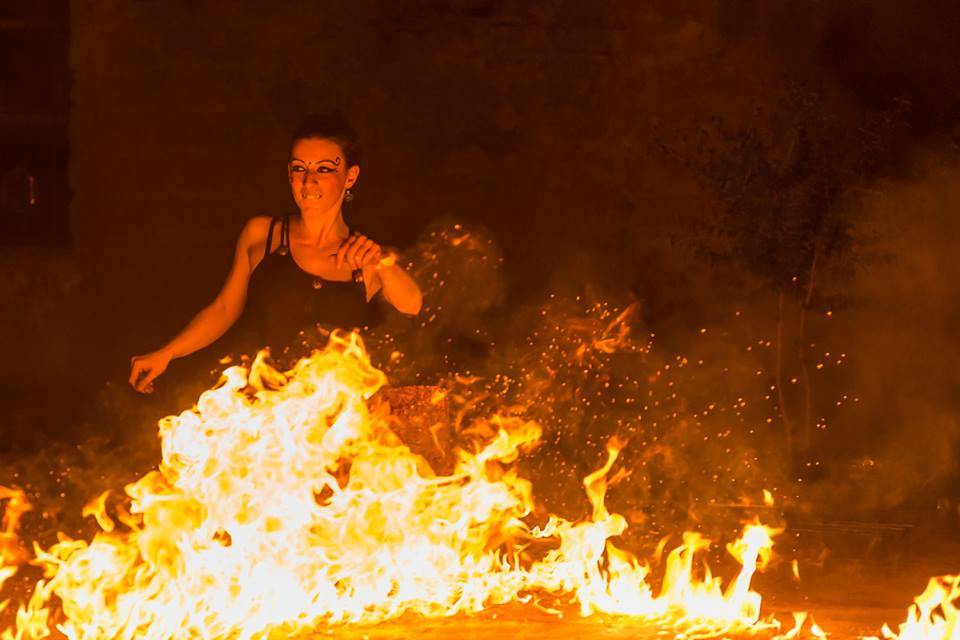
[344,189,354,203]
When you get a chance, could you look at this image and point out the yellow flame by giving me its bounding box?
[810,616,827,639]
[775,611,808,640]
[864,574,960,640]
[0,487,30,615]
[81,490,115,534]
[1,333,784,638]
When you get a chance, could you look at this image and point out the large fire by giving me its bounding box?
[0,333,953,639]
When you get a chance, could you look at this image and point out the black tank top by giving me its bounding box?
[229,215,383,359]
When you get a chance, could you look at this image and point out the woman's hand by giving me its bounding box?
[129,348,173,394]
[333,232,382,270]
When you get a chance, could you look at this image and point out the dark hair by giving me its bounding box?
[290,112,361,166]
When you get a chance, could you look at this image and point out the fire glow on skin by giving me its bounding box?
[287,138,357,239]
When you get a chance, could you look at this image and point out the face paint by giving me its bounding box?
[289,139,354,213]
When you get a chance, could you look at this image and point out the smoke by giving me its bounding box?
[799,154,960,520]
[366,151,960,545]
[363,217,789,551]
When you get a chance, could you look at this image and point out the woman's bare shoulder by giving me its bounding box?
[237,215,275,249]
[241,215,273,238]
[237,216,280,271]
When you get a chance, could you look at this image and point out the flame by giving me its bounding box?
[1,333,783,639]
[0,486,30,613]
[811,617,827,639]
[776,612,810,640]
[529,436,779,634]
[865,574,959,640]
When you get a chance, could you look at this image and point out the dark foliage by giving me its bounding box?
[686,85,909,302]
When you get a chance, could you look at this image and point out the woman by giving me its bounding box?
[129,113,422,393]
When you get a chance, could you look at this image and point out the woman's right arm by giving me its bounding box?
[129,218,267,393]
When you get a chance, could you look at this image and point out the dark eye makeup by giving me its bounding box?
[288,165,336,174]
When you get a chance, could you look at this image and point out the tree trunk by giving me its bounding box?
[775,288,793,460]
[798,243,820,452]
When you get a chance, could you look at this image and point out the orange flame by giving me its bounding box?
[0,486,30,615]
[1,333,784,638]
[865,574,959,640]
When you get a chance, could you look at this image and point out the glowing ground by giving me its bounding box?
[299,602,901,640]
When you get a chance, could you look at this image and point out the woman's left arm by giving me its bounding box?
[336,233,422,315]
[371,258,422,315]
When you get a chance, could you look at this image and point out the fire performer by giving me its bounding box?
[129,113,422,393]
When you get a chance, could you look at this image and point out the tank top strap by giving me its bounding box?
[277,215,291,255]
[263,217,279,261]
[263,216,292,260]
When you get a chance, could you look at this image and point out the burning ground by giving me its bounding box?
[0,334,815,638]
[0,327,954,639]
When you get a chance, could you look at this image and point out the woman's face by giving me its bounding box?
[288,137,359,214]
